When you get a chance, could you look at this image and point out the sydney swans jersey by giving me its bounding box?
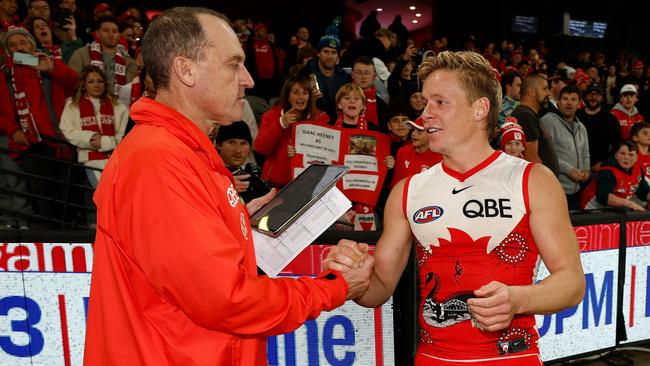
[405,151,542,363]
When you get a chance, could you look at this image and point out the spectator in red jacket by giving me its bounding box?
[1,26,78,223]
[612,83,644,139]
[390,117,442,187]
[255,74,328,187]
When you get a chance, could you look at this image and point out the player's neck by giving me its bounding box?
[442,142,495,174]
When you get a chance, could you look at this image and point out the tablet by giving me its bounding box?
[250,164,349,237]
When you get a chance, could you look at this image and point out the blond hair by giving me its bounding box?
[417,51,501,140]
[335,83,366,113]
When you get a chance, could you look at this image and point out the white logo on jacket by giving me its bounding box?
[227,185,239,207]
[240,212,248,240]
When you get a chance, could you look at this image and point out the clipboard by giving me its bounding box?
[250,164,349,237]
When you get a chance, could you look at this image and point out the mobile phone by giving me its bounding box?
[13,52,39,67]
[56,10,73,25]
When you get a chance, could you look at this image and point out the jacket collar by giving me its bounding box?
[130,97,231,177]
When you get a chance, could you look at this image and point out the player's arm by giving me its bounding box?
[469,164,585,331]
[354,178,414,307]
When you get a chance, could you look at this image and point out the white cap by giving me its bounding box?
[620,84,638,95]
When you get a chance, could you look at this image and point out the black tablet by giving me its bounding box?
[250,164,349,237]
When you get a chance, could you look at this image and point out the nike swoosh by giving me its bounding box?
[452,186,473,194]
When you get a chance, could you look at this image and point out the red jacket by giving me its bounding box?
[0,59,77,144]
[391,143,443,188]
[611,105,643,140]
[84,98,348,366]
[255,104,328,186]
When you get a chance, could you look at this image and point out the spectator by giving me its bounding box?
[511,72,559,176]
[340,27,395,68]
[500,119,526,159]
[497,71,522,129]
[359,9,380,39]
[406,90,426,121]
[388,14,408,51]
[1,26,78,222]
[611,84,644,139]
[285,26,312,74]
[68,16,137,96]
[255,75,328,187]
[25,0,50,24]
[576,83,622,171]
[51,0,78,43]
[541,85,591,209]
[27,16,82,63]
[390,117,442,188]
[543,68,570,116]
[630,122,650,179]
[1,0,20,32]
[59,65,128,187]
[351,55,387,131]
[387,41,418,106]
[215,121,269,203]
[605,64,618,106]
[245,22,283,101]
[301,26,350,123]
[580,141,649,211]
[386,103,411,154]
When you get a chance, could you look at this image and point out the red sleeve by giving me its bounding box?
[313,110,330,124]
[0,71,20,136]
[49,58,79,96]
[115,149,348,336]
[254,105,286,156]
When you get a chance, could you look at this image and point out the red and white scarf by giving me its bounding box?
[88,42,126,96]
[334,113,367,130]
[8,60,42,143]
[79,96,115,160]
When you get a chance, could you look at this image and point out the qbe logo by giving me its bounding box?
[413,206,444,224]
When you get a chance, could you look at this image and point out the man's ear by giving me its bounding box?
[472,97,490,121]
[171,56,196,87]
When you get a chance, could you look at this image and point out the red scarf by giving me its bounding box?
[8,60,42,144]
[334,114,367,130]
[129,77,142,105]
[89,42,127,95]
[363,86,379,127]
[79,96,115,160]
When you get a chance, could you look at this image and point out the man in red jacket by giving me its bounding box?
[83,7,373,366]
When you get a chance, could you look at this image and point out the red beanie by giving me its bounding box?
[500,118,526,148]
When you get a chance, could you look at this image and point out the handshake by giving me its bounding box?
[323,239,375,301]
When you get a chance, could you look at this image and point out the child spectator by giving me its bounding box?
[580,141,650,211]
[390,117,443,188]
[630,122,650,180]
[500,119,526,159]
[611,84,644,139]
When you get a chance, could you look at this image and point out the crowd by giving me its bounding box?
[1,0,649,230]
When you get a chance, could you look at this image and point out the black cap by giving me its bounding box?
[548,68,570,83]
[215,121,252,145]
[585,82,603,95]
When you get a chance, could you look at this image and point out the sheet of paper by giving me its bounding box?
[253,187,351,277]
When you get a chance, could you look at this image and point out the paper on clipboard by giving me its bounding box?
[253,187,351,277]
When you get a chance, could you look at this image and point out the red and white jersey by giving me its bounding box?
[404,151,542,364]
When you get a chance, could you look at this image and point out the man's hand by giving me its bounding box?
[342,255,374,300]
[287,145,296,158]
[233,173,250,193]
[568,168,583,182]
[323,239,369,273]
[34,52,54,73]
[246,188,277,215]
[63,16,78,41]
[467,281,519,332]
[11,130,29,146]
[383,155,395,169]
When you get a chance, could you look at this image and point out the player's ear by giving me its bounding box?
[472,97,489,121]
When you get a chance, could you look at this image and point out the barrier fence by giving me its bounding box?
[1,209,649,365]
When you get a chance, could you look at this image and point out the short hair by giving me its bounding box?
[520,71,546,96]
[95,16,117,31]
[335,83,366,110]
[141,7,227,92]
[616,140,638,153]
[501,71,521,94]
[353,55,374,68]
[279,75,318,121]
[559,84,580,99]
[629,122,650,138]
[417,51,501,140]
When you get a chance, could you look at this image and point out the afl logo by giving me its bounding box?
[413,206,444,224]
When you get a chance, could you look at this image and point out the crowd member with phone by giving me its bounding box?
[0,26,78,224]
[27,16,82,63]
